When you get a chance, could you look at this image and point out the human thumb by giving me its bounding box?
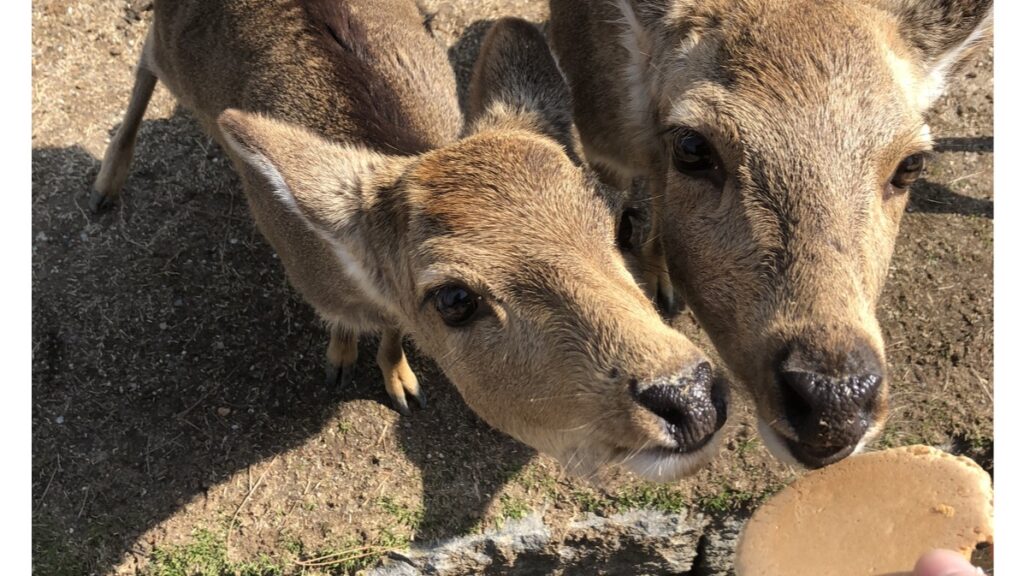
[913,549,983,576]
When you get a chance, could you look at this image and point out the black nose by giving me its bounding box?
[776,339,884,464]
[632,362,729,452]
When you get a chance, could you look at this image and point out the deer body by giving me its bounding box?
[549,0,992,467]
[93,1,731,481]
[143,0,458,334]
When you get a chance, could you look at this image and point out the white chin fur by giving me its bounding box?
[756,418,880,469]
[618,426,727,482]
[855,420,884,454]
[756,418,804,468]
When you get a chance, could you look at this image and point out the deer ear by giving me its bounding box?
[467,18,581,162]
[875,0,992,108]
[217,110,393,231]
[217,109,400,303]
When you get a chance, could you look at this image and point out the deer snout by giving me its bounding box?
[631,362,729,453]
[773,338,884,467]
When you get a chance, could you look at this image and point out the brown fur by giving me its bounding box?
[549,0,991,467]
[468,18,582,163]
[92,5,730,481]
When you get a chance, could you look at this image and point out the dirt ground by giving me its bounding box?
[31,1,993,574]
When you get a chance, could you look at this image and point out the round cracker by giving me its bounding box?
[735,445,993,576]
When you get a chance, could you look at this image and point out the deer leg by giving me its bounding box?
[376,329,424,416]
[640,178,678,316]
[638,234,671,313]
[589,156,678,314]
[91,47,158,212]
[324,324,359,388]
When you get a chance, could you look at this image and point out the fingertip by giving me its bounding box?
[913,549,982,576]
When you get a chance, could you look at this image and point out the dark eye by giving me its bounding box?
[671,128,719,176]
[890,153,925,190]
[434,284,482,327]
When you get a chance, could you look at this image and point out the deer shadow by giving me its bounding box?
[31,103,531,575]
[906,136,993,219]
[908,179,993,219]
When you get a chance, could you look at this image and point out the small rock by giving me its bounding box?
[367,510,713,576]
[696,516,746,576]
[55,415,64,425]
[217,407,231,417]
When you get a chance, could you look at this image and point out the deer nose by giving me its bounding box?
[631,362,729,452]
[775,339,884,467]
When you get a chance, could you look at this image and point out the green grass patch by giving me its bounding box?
[874,427,929,450]
[568,487,604,514]
[735,436,760,456]
[146,528,283,576]
[698,488,754,513]
[611,484,689,514]
[498,493,531,522]
[145,527,413,576]
[697,481,787,514]
[294,533,405,575]
[567,483,691,516]
[279,533,304,557]
[376,496,423,529]
[511,464,559,498]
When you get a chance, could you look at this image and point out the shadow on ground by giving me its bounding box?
[906,136,993,219]
[909,179,993,219]
[32,104,532,575]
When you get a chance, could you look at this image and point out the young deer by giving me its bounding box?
[548,0,992,468]
[91,3,729,481]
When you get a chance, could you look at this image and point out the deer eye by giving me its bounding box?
[671,128,720,176]
[890,153,926,190]
[434,284,483,327]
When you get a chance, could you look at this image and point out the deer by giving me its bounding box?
[90,1,730,482]
[548,0,992,468]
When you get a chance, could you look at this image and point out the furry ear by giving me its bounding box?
[217,109,392,231]
[873,0,993,108]
[623,0,676,29]
[217,109,399,303]
[467,18,581,161]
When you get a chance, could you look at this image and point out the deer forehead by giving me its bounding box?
[659,29,930,177]
[665,91,922,183]
[409,132,611,235]
[694,0,962,117]
[661,1,923,123]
